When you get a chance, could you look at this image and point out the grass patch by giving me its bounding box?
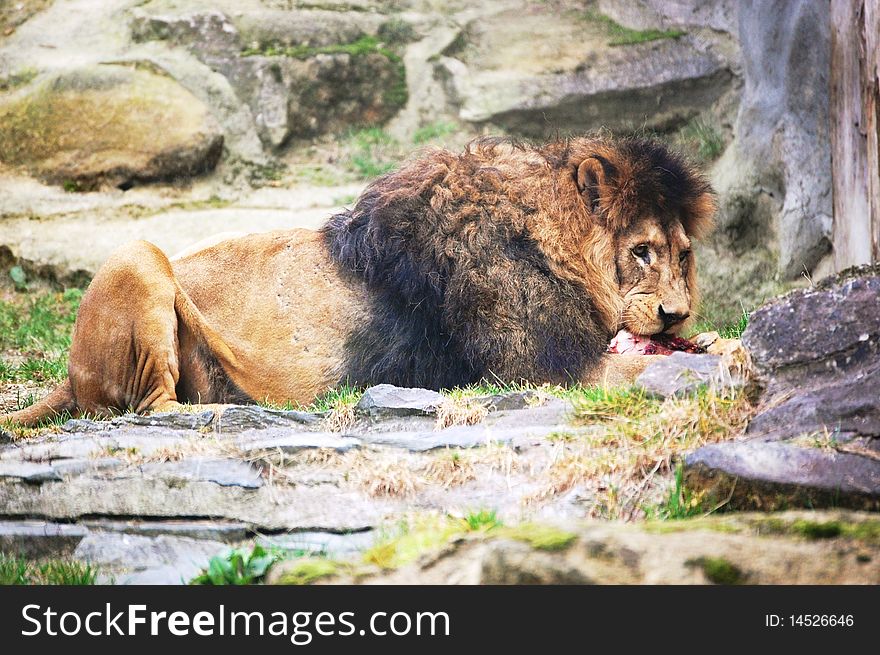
[462,509,502,532]
[0,287,81,383]
[190,545,284,585]
[676,117,725,163]
[644,461,708,520]
[583,10,685,46]
[0,553,99,585]
[0,68,38,92]
[690,307,750,340]
[753,517,880,544]
[501,523,577,551]
[688,556,744,585]
[272,558,340,585]
[345,128,401,179]
[242,35,400,62]
[535,385,753,518]
[363,515,462,570]
[413,121,458,145]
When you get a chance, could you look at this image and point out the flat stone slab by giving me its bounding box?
[635,352,733,398]
[257,530,377,558]
[0,474,395,532]
[356,422,563,452]
[236,430,361,454]
[140,458,264,489]
[82,519,249,543]
[218,406,321,432]
[74,532,228,585]
[0,461,61,482]
[1,430,196,461]
[685,440,880,510]
[356,384,444,418]
[61,418,110,433]
[746,365,880,441]
[0,521,89,558]
[112,410,216,431]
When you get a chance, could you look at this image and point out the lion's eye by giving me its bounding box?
[632,244,650,262]
[679,250,691,263]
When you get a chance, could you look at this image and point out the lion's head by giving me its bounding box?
[535,136,716,338]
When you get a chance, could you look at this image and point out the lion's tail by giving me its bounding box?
[1,379,77,429]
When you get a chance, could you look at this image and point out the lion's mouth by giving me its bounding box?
[608,330,705,355]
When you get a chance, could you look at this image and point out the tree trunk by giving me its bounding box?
[831,0,880,269]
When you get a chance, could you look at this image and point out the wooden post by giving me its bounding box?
[831,0,880,269]
[864,0,880,260]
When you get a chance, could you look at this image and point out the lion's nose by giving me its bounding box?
[658,305,689,330]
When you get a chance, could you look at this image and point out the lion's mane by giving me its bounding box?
[322,136,713,389]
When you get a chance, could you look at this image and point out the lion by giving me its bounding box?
[2,135,714,427]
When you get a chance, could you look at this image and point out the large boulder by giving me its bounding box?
[685,265,880,510]
[437,3,733,137]
[130,5,408,149]
[709,0,832,282]
[0,65,223,189]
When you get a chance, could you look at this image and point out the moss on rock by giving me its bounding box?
[501,523,577,551]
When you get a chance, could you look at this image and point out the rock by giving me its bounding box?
[113,410,216,431]
[73,532,228,585]
[81,519,249,544]
[711,0,831,280]
[0,65,224,190]
[686,268,880,510]
[685,441,880,511]
[357,423,525,452]
[131,5,407,148]
[441,5,732,137]
[257,530,376,559]
[49,458,125,477]
[218,405,321,432]
[61,419,110,433]
[0,473,395,533]
[0,461,61,483]
[597,0,739,35]
[236,430,361,454]
[140,458,264,489]
[0,521,89,558]
[271,511,880,585]
[356,384,444,418]
[635,352,737,398]
[473,391,541,411]
[743,270,880,396]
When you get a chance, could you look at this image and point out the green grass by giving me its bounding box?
[264,383,363,414]
[677,117,725,163]
[644,462,706,520]
[0,553,99,585]
[413,121,458,145]
[346,128,400,179]
[583,10,686,46]
[242,35,400,62]
[0,287,82,383]
[688,556,744,584]
[690,307,750,340]
[241,35,407,111]
[463,509,502,531]
[190,545,284,585]
[570,385,659,422]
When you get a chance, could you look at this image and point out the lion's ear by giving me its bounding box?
[576,157,609,215]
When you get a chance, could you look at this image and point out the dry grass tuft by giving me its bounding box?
[434,398,489,429]
[528,385,755,519]
[423,451,477,489]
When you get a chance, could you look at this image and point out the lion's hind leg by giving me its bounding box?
[68,241,183,417]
